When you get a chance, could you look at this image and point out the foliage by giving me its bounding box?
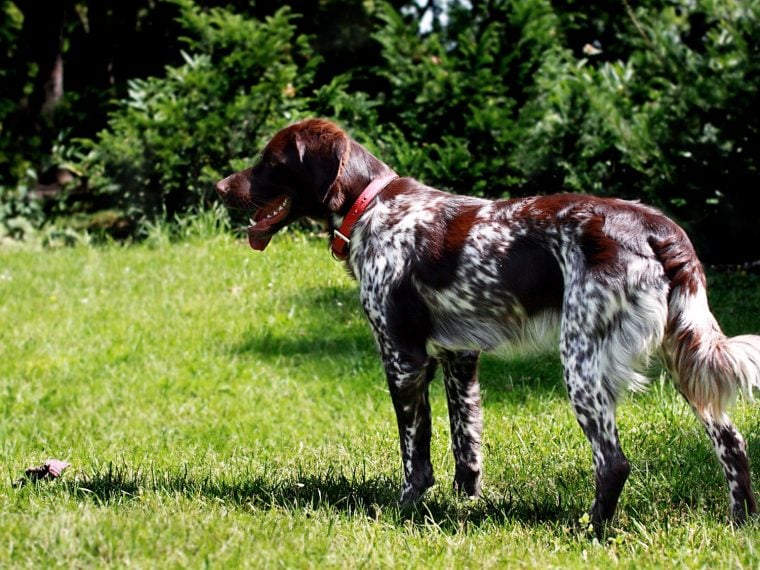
[78,3,316,224]
[1,0,758,261]
[347,0,559,197]
[0,0,28,184]
[0,177,43,242]
[319,0,758,261]
[0,0,38,237]
[0,0,190,238]
[511,0,760,260]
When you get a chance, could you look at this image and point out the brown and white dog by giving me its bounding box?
[216,118,759,526]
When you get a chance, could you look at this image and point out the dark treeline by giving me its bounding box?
[1,0,758,263]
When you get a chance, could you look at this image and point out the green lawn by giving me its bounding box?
[1,232,758,568]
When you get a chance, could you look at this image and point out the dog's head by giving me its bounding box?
[216,118,389,251]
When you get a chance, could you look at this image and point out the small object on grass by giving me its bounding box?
[13,459,71,487]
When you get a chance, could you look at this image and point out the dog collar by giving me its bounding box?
[331,172,398,261]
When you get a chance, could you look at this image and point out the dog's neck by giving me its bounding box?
[322,138,398,261]
[330,171,398,261]
[330,140,396,218]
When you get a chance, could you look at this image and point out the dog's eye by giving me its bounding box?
[257,153,279,169]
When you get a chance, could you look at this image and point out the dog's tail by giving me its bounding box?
[654,230,760,417]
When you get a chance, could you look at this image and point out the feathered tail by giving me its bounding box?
[654,231,760,416]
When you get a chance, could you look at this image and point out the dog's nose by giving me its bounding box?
[215,176,231,197]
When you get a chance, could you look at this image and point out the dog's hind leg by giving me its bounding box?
[558,257,669,526]
[696,412,757,523]
[661,287,759,522]
[439,349,483,498]
[560,329,631,527]
[656,229,759,522]
[564,364,630,526]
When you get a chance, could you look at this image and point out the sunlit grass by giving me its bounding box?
[1,232,758,567]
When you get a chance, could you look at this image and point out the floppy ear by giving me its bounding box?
[292,126,350,212]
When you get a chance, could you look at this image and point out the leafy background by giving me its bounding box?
[1,0,758,262]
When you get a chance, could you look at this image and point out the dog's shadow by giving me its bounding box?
[59,425,758,532]
[60,463,579,531]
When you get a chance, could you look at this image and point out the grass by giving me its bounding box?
[1,229,759,568]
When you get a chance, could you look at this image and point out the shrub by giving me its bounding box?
[79,3,316,225]
[511,0,760,261]
[39,0,759,261]
[326,0,759,261]
[352,0,558,197]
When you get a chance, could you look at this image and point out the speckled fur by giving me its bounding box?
[216,119,760,526]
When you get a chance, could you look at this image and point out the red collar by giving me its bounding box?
[331,172,398,261]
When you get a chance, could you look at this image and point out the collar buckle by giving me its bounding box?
[333,229,350,245]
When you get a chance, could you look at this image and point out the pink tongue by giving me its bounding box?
[248,234,272,251]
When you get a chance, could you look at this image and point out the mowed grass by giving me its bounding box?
[1,230,758,568]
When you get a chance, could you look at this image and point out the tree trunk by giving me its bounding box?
[18,0,67,123]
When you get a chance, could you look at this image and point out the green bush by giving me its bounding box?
[29,0,758,261]
[79,3,317,225]
[347,0,558,197]
[511,0,760,261]
[326,0,758,261]
[0,180,42,242]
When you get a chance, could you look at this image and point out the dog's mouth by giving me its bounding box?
[247,195,291,250]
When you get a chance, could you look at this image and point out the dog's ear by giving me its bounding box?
[291,122,350,212]
[294,131,308,162]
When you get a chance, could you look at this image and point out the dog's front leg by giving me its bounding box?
[439,349,483,498]
[382,353,437,505]
[359,279,436,504]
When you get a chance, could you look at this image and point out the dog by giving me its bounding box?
[216,118,759,526]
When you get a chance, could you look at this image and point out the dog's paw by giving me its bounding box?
[398,475,434,506]
[730,497,758,526]
[453,465,481,499]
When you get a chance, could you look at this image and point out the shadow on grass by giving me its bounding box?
[232,327,375,360]
[478,353,565,404]
[61,462,581,531]
[229,284,376,359]
[62,423,759,532]
[230,284,568,401]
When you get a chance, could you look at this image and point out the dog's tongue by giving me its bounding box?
[248,234,272,251]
